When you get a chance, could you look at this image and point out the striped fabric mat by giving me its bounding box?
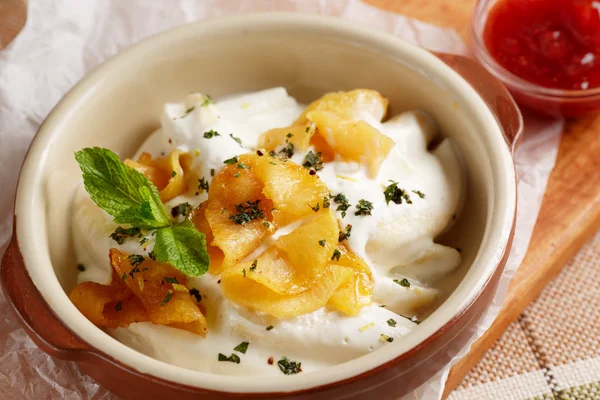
[448,229,600,400]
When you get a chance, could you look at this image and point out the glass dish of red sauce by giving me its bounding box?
[472,0,600,117]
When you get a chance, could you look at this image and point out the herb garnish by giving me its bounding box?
[338,224,352,242]
[200,94,214,107]
[164,276,179,284]
[229,133,243,147]
[148,251,156,260]
[237,162,249,169]
[218,353,241,364]
[179,106,195,118]
[77,263,86,272]
[171,202,193,218]
[332,193,351,218]
[234,342,249,354]
[160,291,173,306]
[171,171,177,178]
[233,172,240,178]
[196,177,209,195]
[128,254,145,268]
[229,200,264,225]
[223,156,238,165]
[323,196,331,209]
[384,181,412,205]
[115,302,122,312]
[266,325,274,331]
[355,199,374,216]
[318,239,326,247]
[279,142,294,159]
[387,318,397,327]
[380,334,394,343]
[412,190,425,199]
[189,288,202,302]
[74,148,209,277]
[242,268,246,277]
[309,202,320,212]
[204,129,220,139]
[250,260,258,271]
[394,278,411,288]
[277,357,302,375]
[263,221,271,229]
[210,168,215,177]
[109,226,142,244]
[331,249,341,262]
[302,151,324,171]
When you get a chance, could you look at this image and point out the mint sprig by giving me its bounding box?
[75,147,209,277]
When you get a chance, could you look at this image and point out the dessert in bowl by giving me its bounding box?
[1,13,521,399]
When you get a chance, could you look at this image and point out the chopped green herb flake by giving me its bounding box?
[234,342,249,354]
[309,202,320,212]
[171,202,193,218]
[171,171,177,178]
[394,278,411,288]
[250,260,258,271]
[164,276,179,284]
[210,168,215,177]
[242,268,246,277]
[196,177,209,195]
[77,263,86,272]
[237,162,249,169]
[263,221,271,229]
[229,133,243,146]
[218,353,241,364]
[355,199,374,216]
[148,250,156,260]
[381,334,394,343]
[190,288,202,302]
[338,224,352,242]
[277,357,302,375]
[121,272,127,281]
[302,151,324,171]
[201,94,214,107]
[223,156,238,165]
[204,129,220,139]
[323,196,331,209]
[332,193,350,218]
[115,302,122,312]
[139,237,148,247]
[286,132,293,138]
[279,142,294,159]
[160,291,173,306]
[229,200,264,225]
[128,254,145,268]
[233,172,240,178]
[387,318,397,327]
[266,325,274,331]
[318,239,326,247]
[331,249,341,262]
[110,226,142,244]
[384,181,412,205]
[412,190,425,199]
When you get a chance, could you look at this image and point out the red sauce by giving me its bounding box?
[484,0,600,90]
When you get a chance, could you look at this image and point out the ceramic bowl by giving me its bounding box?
[1,13,522,400]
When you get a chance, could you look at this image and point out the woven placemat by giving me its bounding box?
[448,229,600,400]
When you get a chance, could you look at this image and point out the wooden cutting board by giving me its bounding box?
[366,0,600,396]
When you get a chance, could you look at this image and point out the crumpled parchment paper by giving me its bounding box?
[0,1,563,399]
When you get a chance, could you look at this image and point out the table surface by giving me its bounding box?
[366,0,600,396]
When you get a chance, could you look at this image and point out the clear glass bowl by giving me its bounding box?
[471,0,600,118]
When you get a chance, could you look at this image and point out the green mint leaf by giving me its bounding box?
[153,220,209,276]
[75,147,170,229]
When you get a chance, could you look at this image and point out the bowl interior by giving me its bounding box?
[16,14,514,392]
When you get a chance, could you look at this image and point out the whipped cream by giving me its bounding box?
[72,87,464,375]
